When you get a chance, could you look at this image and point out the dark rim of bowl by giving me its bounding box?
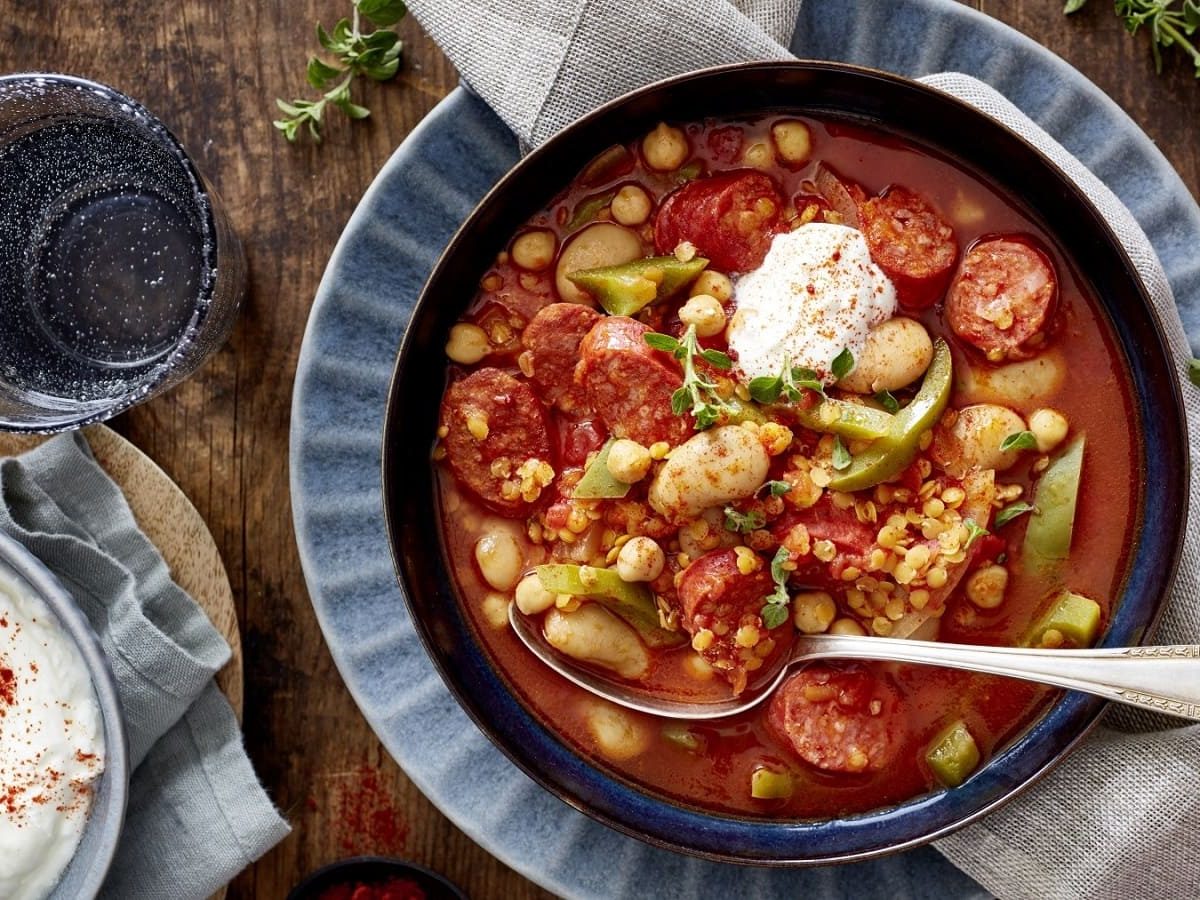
[286,855,467,900]
[382,60,1188,864]
[0,72,221,434]
[0,529,130,894]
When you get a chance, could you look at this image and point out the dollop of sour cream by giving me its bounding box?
[728,223,897,383]
[0,570,105,900]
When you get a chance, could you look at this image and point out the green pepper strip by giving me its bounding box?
[925,720,981,788]
[568,256,709,317]
[1022,589,1101,648]
[565,190,617,231]
[826,339,953,492]
[572,438,631,500]
[790,396,893,441]
[1022,435,1085,575]
[534,564,686,648]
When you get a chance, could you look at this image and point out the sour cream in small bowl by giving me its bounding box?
[0,531,128,900]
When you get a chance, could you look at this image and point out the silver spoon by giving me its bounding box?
[509,604,1200,721]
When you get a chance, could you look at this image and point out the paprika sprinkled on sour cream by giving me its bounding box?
[0,570,105,900]
[727,222,897,383]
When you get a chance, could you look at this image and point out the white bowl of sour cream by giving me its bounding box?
[0,531,128,900]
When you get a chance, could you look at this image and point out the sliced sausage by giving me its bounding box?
[860,186,958,308]
[771,495,875,590]
[677,549,790,695]
[440,368,555,517]
[576,316,690,447]
[946,237,1057,362]
[767,666,903,774]
[654,170,784,273]
[522,302,601,413]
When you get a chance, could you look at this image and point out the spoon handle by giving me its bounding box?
[801,636,1200,722]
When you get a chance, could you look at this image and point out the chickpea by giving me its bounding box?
[829,617,867,636]
[793,591,837,634]
[931,404,1027,476]
[583,697,651,760]
[770,119,812,165]
[966,564,1009,610]
[742,141,774,169]
[474,529,524,591]
[1028,408,1069,453]
[606,438,652,484]
[511,229,557,271]
[555,222,643,304]
[689,270,733,303]
[616,536,665,583]
[641,122,689,171]
[480,592,510,629]
[444,323,490,365]
[514,572,555,615]
[611,185,652,226]
[678,294,727,338]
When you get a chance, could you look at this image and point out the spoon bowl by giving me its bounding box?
[509,603,1200,722]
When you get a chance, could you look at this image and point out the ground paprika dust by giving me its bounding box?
[316,877,426,900]
[319,763,411,855]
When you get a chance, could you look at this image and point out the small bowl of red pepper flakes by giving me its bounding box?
[287,856,467,900]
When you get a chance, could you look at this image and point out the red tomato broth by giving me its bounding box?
[433,113,1141,820]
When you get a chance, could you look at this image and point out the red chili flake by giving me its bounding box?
[326,764,410,855]
[0,665,15,707]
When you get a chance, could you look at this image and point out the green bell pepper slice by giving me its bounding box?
[926,720,981,788]
[568,256,709,317]
[827,339,952,492]
[534,563,686,648]
[1023,590,1102,648]
[1023,435,1085,575]
[790,395,893,441]
[566,190,617,231]
[572,438,631,500]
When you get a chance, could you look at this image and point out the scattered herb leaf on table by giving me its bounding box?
[1065,1,1200,77]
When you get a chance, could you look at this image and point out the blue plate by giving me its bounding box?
[290,0,1200,896]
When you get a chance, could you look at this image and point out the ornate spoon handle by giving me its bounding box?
[800,636,1200,721]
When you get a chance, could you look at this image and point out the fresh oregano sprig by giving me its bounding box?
[274,0,407,143]
[761,547,792,629]
[1066,0,1200,77]
[644,325,734,430]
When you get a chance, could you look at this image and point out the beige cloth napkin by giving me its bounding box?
[406,2,1200,896]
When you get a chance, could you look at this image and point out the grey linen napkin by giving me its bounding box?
[0,433,290,899]
[407,1,1200,897]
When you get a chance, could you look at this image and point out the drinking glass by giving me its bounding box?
[0,73,244,432]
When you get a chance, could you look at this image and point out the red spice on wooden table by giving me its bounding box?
[317,876,427,900]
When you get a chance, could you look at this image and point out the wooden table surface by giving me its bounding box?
[3,2,1197,898]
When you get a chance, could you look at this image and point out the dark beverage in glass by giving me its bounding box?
[0,74,243,432]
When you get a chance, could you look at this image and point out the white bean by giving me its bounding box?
[474,529,524,591]
[648,425,771,523]
[480,592,510,630]
[514,572,555,615]
[555,223,643,304]
[955,350,1066,412]
[544,605,650,679]
[932,404,1027,475]
[742,141,774,169]
[583,698,651,760]
[838,317,934,394]
[616,536,665,583]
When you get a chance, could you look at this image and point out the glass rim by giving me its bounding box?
[0,72,223,433]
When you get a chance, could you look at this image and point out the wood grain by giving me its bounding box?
[1,3,1196,899]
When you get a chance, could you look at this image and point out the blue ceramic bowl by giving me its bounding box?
[0,530,129,897]
[381,61,1187,864]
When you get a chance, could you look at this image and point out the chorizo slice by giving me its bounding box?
[576,316,690,447]
[654,170,784,273]
[860,186,958,308]
[440,368,555,517]
[677,549,790,695]
[522,302,602,413]
[946,237,1057,362]
[767,666,904,774]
